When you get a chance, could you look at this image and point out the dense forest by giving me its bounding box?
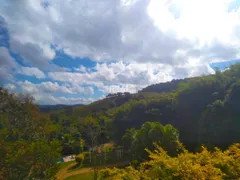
[1,63,240,179]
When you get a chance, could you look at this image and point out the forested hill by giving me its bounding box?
[1,63,240,179]
[48,63,240,152]
[140,78,187,93]
[39,104,84,112]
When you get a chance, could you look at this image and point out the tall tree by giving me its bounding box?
[0,87,61,179]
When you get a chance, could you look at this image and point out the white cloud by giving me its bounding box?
[18,81,39,94]
[0,47,16,68]
[48,61,166,87]
[49,60,216,94]
[49,61,171,93]
[1,0,240,104]
[5,80,95,105]
[100,84,146,94]
[0,47,17,80]
[15,80,94,97]
[10,40,56,69]
[4,83,16,91]
[19,67,46,79]
[38,81,72,94]
[2,0,239,68]
[74,65,87,73]
[34,94,94,105]
[148,0,240,43]
[70,85,94,95]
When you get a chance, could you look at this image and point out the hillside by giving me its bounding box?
[48,63,240,151]
[2,63,240,179]
[140,78,187,93]
[39,104,84,112]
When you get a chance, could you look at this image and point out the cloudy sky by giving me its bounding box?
[0,0,240,105]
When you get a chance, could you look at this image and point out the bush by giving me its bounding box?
[99,143,240,180]
[75,153,85,165]
[75,152,92,165]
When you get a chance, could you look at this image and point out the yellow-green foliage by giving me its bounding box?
[75,152,91,165]
[99,143,240,180]
[99,166,145,180]
[75,153,85,165]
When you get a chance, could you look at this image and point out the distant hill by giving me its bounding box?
[45,63,240,151]
[140,79,188,93]
[38,104,84,112]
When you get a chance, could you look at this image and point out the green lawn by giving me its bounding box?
[59,161,75,169]
[64,172,93,180]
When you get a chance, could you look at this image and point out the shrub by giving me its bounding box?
[75,153,85,165]
[75,152,92,165]
[99,143,240,180]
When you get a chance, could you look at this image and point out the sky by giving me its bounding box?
[0,0,240,105]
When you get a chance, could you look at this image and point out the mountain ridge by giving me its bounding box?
[38,103,84,112]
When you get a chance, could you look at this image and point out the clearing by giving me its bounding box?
[56,161,129,180]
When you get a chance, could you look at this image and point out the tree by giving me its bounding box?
[99,143,240,180]
[0,87,62,179]
[80,138,84,153]
[61,134,76,155]
[82,116,101,163]
[83,116,101,151]
[122,121,179,161]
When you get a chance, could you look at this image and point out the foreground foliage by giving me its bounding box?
[99,143,240,180]
[2,63,240,179]
[0,88,61,180]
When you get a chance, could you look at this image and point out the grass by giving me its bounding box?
[64,172,93,180]
[56,160,129,180]
[68,157,128,171]
[59,161,75,169]
[56,153,129,180]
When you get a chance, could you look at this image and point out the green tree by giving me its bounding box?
[0,87,62,179]
[122,121,179,161]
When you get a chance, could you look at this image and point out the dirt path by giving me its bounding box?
[56,161,129,180]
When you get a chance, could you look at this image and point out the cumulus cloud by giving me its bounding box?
[74,66,88,73]
[1,0,239,67]
[0,47,16,67]
[48,61,170,87]
[48,61,216,93]
[16,80,94,95]
[1,0,240,104]
[6,80,95,104]
[34,94,95,105]
[19,67,46,79]
[100,84,146,94]
[0,47,17,80]
[18,81,39,94]
[4,83,16,91]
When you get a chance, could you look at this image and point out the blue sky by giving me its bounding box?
[210,59,240,70]
[0,0,240,105]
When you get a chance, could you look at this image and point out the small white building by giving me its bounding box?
[63,155,76,162]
